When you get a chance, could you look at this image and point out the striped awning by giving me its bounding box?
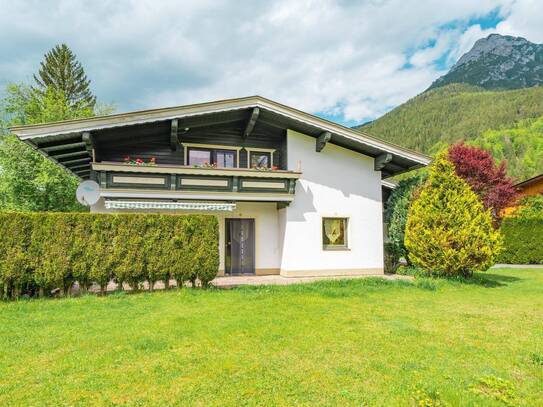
[104,200,236,211]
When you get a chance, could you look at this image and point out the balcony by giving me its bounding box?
[92,162,301,203]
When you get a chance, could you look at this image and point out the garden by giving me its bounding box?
[0,267,542,406]
[385,143,543,275]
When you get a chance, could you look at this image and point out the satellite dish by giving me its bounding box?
[76,180,100,206]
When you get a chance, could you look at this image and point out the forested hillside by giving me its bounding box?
[358,84,543,180]
[472,116,543,180]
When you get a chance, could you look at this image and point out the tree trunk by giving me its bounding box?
[39,287,44,298]
[164,279,170,290]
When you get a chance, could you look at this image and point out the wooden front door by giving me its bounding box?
[225,219,255,275]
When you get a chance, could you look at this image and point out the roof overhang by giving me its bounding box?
[9,96,431,179]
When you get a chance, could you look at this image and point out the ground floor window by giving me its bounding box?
[322,217,348,250]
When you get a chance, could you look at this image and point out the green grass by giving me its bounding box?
[1,268,542,406]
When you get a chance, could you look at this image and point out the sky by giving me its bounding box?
[1,0,543,126]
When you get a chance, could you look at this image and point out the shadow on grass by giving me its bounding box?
[441,272,521,288]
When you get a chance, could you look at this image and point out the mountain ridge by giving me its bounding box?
[429,33,543,90]
[356,33,543,180]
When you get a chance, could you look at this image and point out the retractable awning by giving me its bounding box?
[104,200,236,211]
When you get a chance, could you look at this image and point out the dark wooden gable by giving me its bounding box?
[94,109,286,168]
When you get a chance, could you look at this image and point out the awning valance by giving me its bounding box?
[104,200,236,211]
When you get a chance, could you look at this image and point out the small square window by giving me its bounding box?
[188,149,211,166]
[322,218,348,250]
[250,152,271,168]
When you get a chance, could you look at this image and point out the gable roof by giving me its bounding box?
[9,95,431,179]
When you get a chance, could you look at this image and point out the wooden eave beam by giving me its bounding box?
[47,146,87,156]
[42,142,86,153]
[243,107,260,139]
[50,150,89,160]
[68,164,90,171]
[374,153,393,171]
[316,131,332,152]
[170,119,179,151]
[59,157,91,165]
[35,136,82,149]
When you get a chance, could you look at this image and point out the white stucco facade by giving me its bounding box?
[91,128,385,278]
[278,129,384,276]
[91,200,281,276]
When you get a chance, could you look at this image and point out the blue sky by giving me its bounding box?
[1,0,542,126]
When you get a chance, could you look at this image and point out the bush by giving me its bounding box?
[0,213,33,299]
[499,217,543,264]
[514,195,543,219]
[405,153,502,277]
[0,212,219,299]
[384,174,426,271]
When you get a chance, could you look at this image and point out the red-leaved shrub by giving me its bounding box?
[448,142,517,222]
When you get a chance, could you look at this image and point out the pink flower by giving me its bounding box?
[124,156,130,162]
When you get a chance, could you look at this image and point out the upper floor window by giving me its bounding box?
[250,151,271,168]
[187,147,237,168]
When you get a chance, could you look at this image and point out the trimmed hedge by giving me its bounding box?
[498,217,543,264]
[0,212,219,299]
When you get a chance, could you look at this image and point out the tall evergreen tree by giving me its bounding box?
[0,43,110,212]
[405,153,502,277]
[32,44,96,110]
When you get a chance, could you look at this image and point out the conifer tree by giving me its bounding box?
[405,153,502,277]
[32,44,96,110]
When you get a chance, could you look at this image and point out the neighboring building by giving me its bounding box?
[10,96,430,277]
[514,174,543,198]
[503,173,543,216]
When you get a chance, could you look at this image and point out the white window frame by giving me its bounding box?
[321,216,350,251]
[244,147,276,169]
[182,143,243,167]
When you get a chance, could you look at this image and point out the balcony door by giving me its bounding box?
[225,219,255,275]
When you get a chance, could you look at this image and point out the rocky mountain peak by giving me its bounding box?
[429,34,543,91]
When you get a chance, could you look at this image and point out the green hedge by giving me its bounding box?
[0,212,219,299]
[498,217,543,264]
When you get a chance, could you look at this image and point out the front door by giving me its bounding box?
[225,219,255,275]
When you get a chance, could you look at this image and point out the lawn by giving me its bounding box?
[1,268,542,406]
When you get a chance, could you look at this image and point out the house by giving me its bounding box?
[514,174,543,198]
[503,173,543,216]
[10,96,430,277]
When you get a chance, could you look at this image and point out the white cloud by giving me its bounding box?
[0,0,541,124]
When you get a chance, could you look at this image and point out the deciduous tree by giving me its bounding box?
[448,142,517,222]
